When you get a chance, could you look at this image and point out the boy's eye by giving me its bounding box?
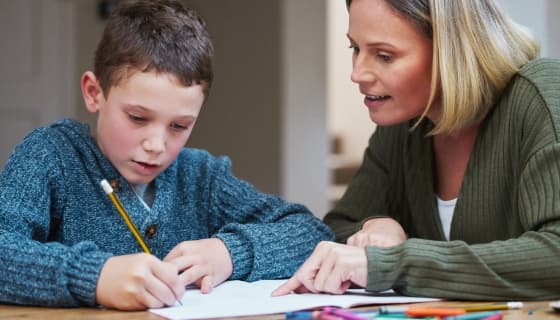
[128,114,146,123]
[170,123,189,131]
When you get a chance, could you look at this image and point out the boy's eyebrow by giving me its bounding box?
[124,103,153,112]
[124,104,198,120]
[176,115,197,122]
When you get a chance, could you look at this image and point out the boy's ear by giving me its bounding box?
[81,71,104,113]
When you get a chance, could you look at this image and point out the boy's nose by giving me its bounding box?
[143,132,166,154]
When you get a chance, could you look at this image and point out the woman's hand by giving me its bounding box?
[347,217,407,247]
[164,238,233,294]
[271,241,367,296]
[96,253,184,310]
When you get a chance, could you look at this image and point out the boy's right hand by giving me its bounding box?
[96,253,184,310]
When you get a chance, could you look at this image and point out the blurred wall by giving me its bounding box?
[68,0,560,217]
[73,0,330,216]
[327,0,373,163]
[498,0,560,58]
[185,0,283,195]
[74,0,105,129]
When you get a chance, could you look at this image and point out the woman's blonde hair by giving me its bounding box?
[346,0,540,134]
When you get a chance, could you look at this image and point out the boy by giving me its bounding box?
[0,0,333,311]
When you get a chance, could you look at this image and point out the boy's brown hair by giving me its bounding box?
[94,0,214,97]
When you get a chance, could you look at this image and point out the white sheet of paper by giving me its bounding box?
[150,279,440,320]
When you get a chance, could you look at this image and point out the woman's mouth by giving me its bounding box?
[364,94,391,110]
[366,94,390,101]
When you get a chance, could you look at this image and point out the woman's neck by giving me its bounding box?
[432,125,480,200]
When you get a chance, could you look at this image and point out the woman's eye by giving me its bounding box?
[348,45,359,55]
[378,54,391,62]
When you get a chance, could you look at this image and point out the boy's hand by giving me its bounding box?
[96,253,184,310]
[271,241,367,296]
[164,238,233,294]
[347,217,407,248]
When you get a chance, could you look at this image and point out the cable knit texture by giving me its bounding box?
[324,58,560,300]
[0,119,333,307]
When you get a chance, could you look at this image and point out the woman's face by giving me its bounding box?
[348,0,437,126]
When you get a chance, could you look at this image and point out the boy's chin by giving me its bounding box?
[121,173,156,185]
[128,177,155,185]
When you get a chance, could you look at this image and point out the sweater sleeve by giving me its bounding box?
[364,143,560,300]
[0,130,112,307]
[206,158,334,281]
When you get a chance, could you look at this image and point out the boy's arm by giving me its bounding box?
[0,130,111,307]
[207,157,334,281]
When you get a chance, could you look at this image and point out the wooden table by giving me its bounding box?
[0,300,558,319]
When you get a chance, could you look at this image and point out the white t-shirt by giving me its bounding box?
[437,196,457,241]
[131,182,155,210]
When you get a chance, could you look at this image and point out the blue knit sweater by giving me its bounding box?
[0,119,333,307]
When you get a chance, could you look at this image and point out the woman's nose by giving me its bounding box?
[351,54,375,84]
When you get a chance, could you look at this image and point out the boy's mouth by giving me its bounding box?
[133,160,160,169]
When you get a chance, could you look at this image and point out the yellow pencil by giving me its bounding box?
[100,179,151,254]
[100,179,183,306]
[452,302,524,312]
[465,302,523,312]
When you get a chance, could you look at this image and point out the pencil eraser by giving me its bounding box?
[100,179,113,194]
[507,302,523,309]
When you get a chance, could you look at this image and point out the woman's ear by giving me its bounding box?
[81,71,104,113]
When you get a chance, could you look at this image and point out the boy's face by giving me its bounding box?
[83,70,205,185]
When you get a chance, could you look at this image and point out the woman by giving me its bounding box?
[274,0,560,300]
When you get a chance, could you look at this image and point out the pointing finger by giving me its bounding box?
[271,276,303,296]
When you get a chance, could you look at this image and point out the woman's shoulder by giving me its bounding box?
[492,58,560,148]
[504,58,560,112]
[518,57,560,74]
[516,58,560,90]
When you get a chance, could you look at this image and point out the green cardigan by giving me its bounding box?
[324,58,560,300]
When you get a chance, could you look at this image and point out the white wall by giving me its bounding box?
[548,1,560,58]
[499,0,549,56]
[74,0,105,128]
[498,0,560,58]
[281,0,330,217]
[3,1,556,219]
[327,0,374,162]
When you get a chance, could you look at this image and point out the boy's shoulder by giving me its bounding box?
[3,118,96,177]
[166,148,234,182]
[15,118,89,152]
[175,147,232,167]
[177,147,212,160]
